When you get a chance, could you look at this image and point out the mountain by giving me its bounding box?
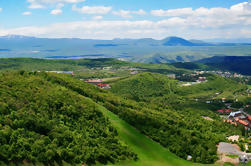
[1,35,251,63]
[162,37,197,46]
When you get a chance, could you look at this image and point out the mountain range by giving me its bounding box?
[1,35,251,63]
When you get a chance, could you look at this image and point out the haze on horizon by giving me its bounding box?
[0,0,251,40]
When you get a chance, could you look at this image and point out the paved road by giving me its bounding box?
[218,142,242,155]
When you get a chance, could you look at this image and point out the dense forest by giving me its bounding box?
[198,56,251,75]
[0,71,136,165]
[0,58,250,165]
[43,72,246,164]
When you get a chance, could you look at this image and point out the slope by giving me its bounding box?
[97,105,208,166]
[0,71,136,165]
[46,73,242,164]
[197,56,251,75]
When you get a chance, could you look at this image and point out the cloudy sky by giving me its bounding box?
[0,0,250,39]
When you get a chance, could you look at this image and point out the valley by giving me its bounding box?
[0,58,250,166]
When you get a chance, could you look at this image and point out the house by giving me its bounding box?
[238,120,249,126]
[97,84,111,89]
[228,111,243,119]
[130,71,138,75]
[85,79,102,85]
[248,116,251,122]
[225,109,232,113]
[182,83,192,87]
[217,110,225,113]
[167,74,176,79]
[103,67,112,70]
[198,77,206,82]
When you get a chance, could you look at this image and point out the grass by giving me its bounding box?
[225,155,239,159]
[97,104,216,166]
[223,162,234,166]
[248,85,251,89]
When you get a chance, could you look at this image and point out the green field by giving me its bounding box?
[248,85,251,89]
[97,104,213,166]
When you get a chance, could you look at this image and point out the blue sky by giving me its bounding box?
[0,0,251,39]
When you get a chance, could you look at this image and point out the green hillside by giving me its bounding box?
[0,71,216,166]
[97,105,208,166]
[0,72,136,165]
[178,75,247,99]
[0,70,248,166]
[46,73,242,164]
[110,72,177,101]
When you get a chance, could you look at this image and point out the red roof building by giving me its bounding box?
[248,116,251,121]
[217,110,224,113]
[238,120,249,126]
[97,84,111,89]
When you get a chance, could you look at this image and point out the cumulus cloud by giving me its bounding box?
[113,9,146,18]
[1,16,251,40]
[92,16,103,20]
[27,0,84,9]
[151,8,193,17]
[1,2,251,40]
[151,2,251,19]
[72,5,112,14]
[50,3,64,15]
[51,9,62,15]
[22,11,32,15]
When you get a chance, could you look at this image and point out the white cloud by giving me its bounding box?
[151,8,193,17]
[92,16,103,20]
[151,2,251,18]
[28,3,45,9]
[0,8,2,12]
[50,3,64,15]
[72,5,112,14]
[51,9,62,15]
[1,16,251,40]
[1,2,251,40]
[27,0,84,9]
[113,9,146,18]
[22,11,32,15]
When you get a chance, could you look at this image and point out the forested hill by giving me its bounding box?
[110,72,247,101]
[45,72,244,164]
[198,56,251,75]
[0,71,136,165]
[0,71,249,165]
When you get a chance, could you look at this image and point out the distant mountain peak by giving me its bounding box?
[161,36,195,46]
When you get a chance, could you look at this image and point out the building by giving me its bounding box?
[228,111,251,128]
[198,77,206,82]
[85,79,102,85]
[130,71,138,75]
[167,74,176,79]
[103,67,112,70]
[97,84,111,89]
